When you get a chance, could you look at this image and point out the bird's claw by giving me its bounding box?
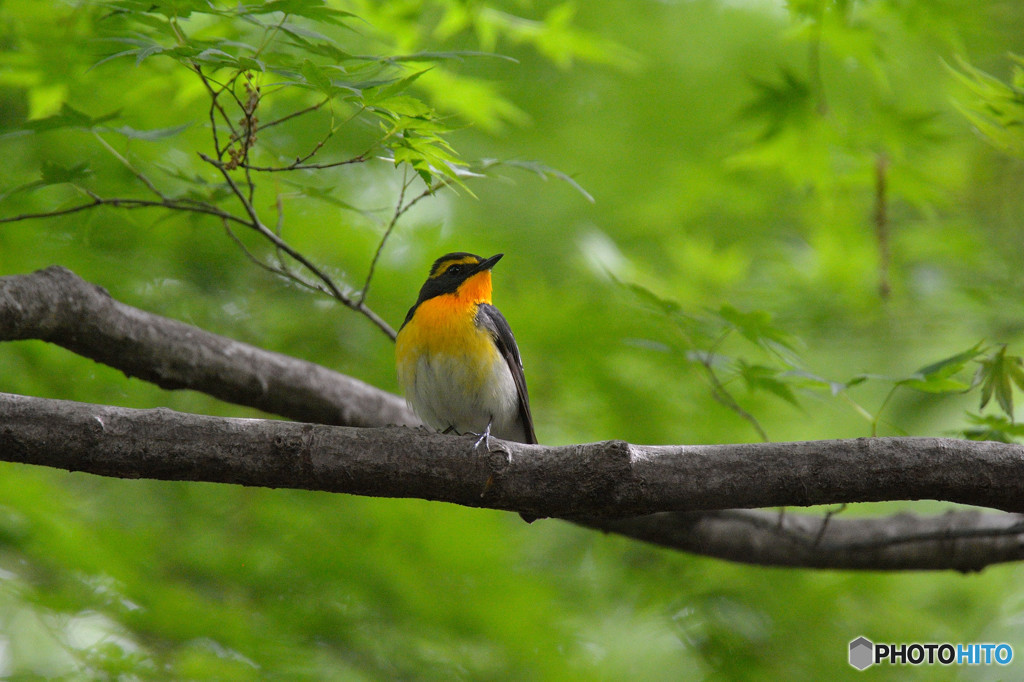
[469,420,494,452]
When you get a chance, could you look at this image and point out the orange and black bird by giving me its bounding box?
[395,252,537,448]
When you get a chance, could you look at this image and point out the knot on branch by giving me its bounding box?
[582,439,645,510]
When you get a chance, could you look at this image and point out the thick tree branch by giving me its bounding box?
[4,390,1024,517]
[1,392,1023,572]
[0,266,416,428]
[3,266,1024,571]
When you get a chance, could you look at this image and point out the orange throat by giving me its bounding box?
[456,270,493,306]
[397,269,495,360]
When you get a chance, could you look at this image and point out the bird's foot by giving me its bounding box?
[469,420,495,453]
[470,421,513,466]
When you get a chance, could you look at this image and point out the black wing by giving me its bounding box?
[476,303,537,444]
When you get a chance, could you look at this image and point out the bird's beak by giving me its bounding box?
[476,253,504,272]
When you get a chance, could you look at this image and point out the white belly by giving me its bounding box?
[404,352,525,442]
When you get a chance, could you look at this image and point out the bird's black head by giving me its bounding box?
[401,252,503,328]
[419,252,502,300]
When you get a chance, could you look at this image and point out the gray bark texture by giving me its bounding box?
[0,265,416,428]
[2,266,1023,572]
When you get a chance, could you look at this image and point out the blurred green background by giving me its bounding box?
[2,0,1024,678]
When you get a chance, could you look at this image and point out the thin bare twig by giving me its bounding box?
[193,65,235,159]
[0,201,103,224]
[240,107,372,173]
[0,187,398,338]
[275,192,285,236]
[207,87,225,161]
[0,195,248,227]
[714,507,1024,554]
[188,59,395,333]
[359,166,410,304]
[825,517,1024,552]
[257,97,330,132]
[221,217,323,295]
[874,152,891,299]
[222,218,278,274]
[240,155,367,173]
[813,503,848,546]
[2,25,402,342]
[191,64,380,326]
[92,133,167,200]
[254,11,289,59]
[706,368,770,441]
[199,151,397,339]
[359,175,448,305]
[700,333,770,443]
[271,191,289,271]
[399,179,447,216]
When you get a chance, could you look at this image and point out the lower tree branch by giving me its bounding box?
[582,509,1024,573]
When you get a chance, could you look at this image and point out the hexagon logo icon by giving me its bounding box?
[849,636,874,670]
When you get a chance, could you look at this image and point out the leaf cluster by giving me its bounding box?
[950,54,1024,159]
[93,0,477,189]
[623,277,1024,442]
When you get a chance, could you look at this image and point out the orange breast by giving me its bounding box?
[398,298,492,380]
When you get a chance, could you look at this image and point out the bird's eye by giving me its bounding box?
[447,265,463,275]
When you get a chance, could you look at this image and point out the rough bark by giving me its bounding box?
[582,509,1024,572]
[2,392,1024,571]
[0,266,417,428]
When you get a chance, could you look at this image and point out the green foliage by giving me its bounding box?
[620,279,809,441]
[976,344,1024,417]
[620,278,1024,441]
[859,344,986,436]
[950,54,1024,159]
[899,343,985,394]
[961,412,1024,443]
[2,0,1024,679]
[12,103,121,134]
[89,0,474,189]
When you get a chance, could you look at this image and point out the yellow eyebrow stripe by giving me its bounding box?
[430,256,480,279]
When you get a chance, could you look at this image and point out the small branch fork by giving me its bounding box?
[192,59,416,340]
[2,16,453,341]
[3,266,1024,572]
[358,168,450,306]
